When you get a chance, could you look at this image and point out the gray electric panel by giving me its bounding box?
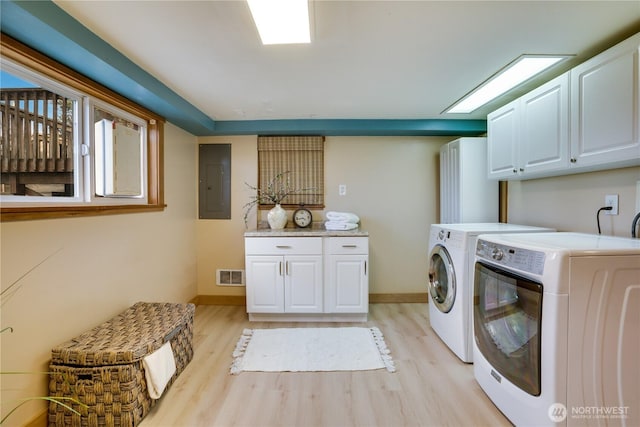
[199,144,231,219]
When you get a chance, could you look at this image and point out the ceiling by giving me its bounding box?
[24,1,640,131]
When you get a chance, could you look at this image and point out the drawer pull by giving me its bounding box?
[342,244,357,248]
[276,245,292,249]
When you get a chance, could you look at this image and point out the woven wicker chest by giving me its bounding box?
[48,302,195,427]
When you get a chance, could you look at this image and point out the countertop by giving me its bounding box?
[244,223,368,237]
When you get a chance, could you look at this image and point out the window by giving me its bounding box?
[0,62,81,199]
[0,35,164,221]
[257,135,324,208]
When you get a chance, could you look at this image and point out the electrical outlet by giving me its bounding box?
[605,194,618,215]
[339,184,347,196]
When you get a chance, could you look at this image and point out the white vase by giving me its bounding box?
[267,204,287,229]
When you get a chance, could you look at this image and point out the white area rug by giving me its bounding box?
[230,327,396,374]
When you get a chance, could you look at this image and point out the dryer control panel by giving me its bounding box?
[476,239,546,276]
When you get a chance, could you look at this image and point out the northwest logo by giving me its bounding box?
[548,403,567,423]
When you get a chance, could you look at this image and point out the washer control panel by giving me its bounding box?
[430,227,464,250]
[476,239,546,276]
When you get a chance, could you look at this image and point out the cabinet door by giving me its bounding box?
[245,256,284,313]
[487,101,519,179]
[326,255,368,313]
[520,73,570,177]
[284,255,323,313]
[570,34,640,169]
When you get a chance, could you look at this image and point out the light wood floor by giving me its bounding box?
[140,304,510,427]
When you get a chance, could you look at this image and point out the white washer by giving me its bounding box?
[427,223,554,363]
[473,232,640,427]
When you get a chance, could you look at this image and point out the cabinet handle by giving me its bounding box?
[364,260,367,276]
[519,168,524,172]
[512,169,518,173]
[276,245,291,249]
[570,158,577,163]
[279,261,283,276]
[285,261,289,276]
[342,244,357,248]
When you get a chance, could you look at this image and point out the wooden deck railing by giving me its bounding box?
[1,88,74,174]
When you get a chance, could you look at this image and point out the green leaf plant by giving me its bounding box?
[1,378,85,424]
[1,248,87,424]
[243,171,316,227]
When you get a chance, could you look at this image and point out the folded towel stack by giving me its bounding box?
[325,211,360,230]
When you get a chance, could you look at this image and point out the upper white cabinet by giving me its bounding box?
[570,33,640,170]
[488,32,640,180]
[487,73,569,180]
[520,73,570,176]
[487,101,520,179]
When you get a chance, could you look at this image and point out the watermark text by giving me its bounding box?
[548,403,630,423]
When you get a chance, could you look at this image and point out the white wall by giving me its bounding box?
[0,123,198,426]
[195,135,452,297]
[508,166,640,236]
[324,136,448,293]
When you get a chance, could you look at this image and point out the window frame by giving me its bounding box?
[0,34,165,221]
[90,100,149,202]
[0,59,84,203]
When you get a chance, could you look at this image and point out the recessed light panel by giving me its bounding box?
[247,0,311,45]
[446,55,570,114]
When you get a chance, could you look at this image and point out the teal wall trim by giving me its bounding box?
[211,119,487,136]
[1,0,487,137]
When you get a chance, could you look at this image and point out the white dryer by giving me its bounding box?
[427,223,554,363]
[473,232,640,427]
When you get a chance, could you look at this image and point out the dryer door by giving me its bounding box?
[428,244,456,313]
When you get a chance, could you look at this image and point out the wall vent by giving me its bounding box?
[216,269,245,286]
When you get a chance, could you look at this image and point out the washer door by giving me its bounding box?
[428,244,456,313]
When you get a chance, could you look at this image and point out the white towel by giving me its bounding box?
[324,221,359,230]
[143,341,176,399]
[326,211,360,223]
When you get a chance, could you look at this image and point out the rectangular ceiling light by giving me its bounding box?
[247,0,311,45]
[445,55,570,114]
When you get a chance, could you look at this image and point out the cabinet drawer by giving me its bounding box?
[326,237,369,254]
[245,237,322,255]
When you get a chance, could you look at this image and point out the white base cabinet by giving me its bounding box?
[325,237,369,313]
[245,255,323,313]
[245,235,369,322]
[245,255,285,313]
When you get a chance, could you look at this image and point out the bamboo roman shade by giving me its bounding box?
[257,135,324,207]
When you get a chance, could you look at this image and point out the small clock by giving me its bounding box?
[293,207,312,228]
